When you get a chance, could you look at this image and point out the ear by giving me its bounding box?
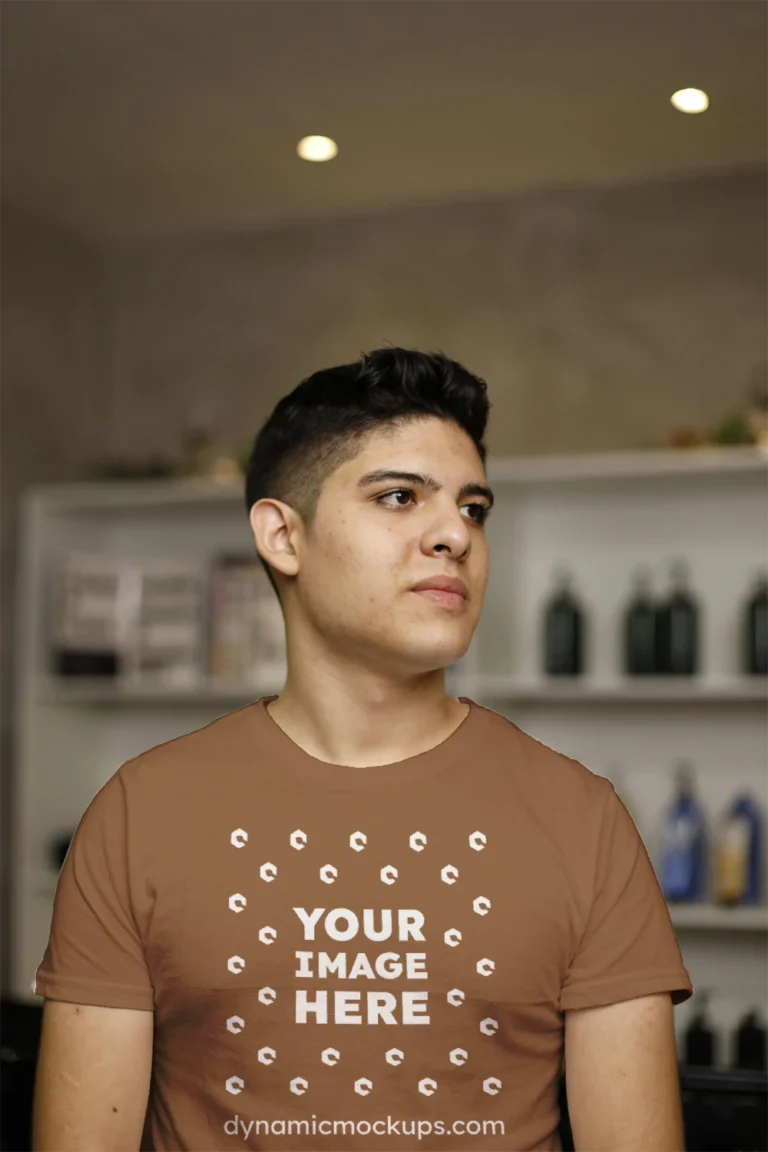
[249,498,301,581]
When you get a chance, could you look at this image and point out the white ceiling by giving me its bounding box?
[1,0,766,242]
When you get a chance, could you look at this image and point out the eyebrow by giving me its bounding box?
[356,469,495,510]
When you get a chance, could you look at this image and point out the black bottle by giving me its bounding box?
[623,566,657,675]
[744,573,768,675]
[50,831,74,870]
[544,565,584,676]
[733,1009,767,1071]
[683,991,717,1066]
[655,559,699,676]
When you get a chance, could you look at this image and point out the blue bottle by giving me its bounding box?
[715,794,764,906]
[660,761,706,902]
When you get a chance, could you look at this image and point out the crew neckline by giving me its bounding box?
[249,694,480,791]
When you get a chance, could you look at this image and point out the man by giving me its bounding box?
[33,348,692,1151]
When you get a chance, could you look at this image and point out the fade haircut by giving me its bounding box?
[244,347,492,603]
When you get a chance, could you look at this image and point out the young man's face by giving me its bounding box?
[270,416,491,680]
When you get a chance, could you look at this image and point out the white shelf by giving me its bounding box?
[476,675,768,704]
[486,444,767,484]
[36,674,284,706]
[23,476,244,513]
[22,445,768,513]
[668,904,768,932]
[36,673,767,707]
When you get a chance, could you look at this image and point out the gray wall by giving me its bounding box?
[0,207,110,990]
[108,167,766,463]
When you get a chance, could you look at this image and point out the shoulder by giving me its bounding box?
[470,700,616,826]
[114,701,259,805]
[473,700,612,793]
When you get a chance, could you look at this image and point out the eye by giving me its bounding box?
[374,489,490,525]
[375,489,414,510]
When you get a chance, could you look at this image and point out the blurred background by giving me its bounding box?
[1,1,767,1149]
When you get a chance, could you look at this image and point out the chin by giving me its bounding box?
[398,631,470,667]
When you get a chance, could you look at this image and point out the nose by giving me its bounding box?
[423,507,473,560]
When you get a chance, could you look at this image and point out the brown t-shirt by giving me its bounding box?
[35,695,693,1152]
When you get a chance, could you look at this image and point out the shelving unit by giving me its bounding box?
[667,905,767,933]
[12,445,768,1050]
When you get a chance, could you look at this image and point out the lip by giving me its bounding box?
[410,575,469,599]
[413,588,467,609]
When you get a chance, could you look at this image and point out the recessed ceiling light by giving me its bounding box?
[670,88,709,114]
[297,136,338,162]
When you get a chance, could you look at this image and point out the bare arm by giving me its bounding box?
[564,992,686,1152]
[32,1000,153,1152]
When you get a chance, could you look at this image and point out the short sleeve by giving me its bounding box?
[34,768,155,1011]
[559,780,693,1011]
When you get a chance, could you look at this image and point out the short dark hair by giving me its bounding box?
[244,347,492,602]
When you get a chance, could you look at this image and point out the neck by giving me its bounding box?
[266,665,467,768]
